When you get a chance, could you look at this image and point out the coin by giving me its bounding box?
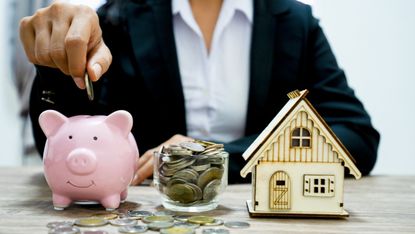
[224,221,250,229]
[203,179,221,201]
[194,139,216,147]
[91,212,119,220]
[197,167,224,190]
[187,216,215,224]
[171,149,193,156]
[203,218,224,226]
[154,210,176,216]
[84,73,94,101]
[148,221,174,230]
[172,169,198,184]
[202,228,230,234]
[109,218,137,226]
[174,215,191,222]
[127,210,153,219]
[74,218,108,227]
[142,215,174,223]
[166,183,196,204]
[180,141,205,152]
[174,222,200,229]
[83,231,108,234]
[161,226,195,234]
[190,158,211,172]
[46,221,74,229]
[48,226,80,234]
[118,225,148,233]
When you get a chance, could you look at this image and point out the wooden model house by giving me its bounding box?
[240,90,361,217]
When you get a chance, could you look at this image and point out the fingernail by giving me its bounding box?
[73,77,85,89]
[92,63,102,80]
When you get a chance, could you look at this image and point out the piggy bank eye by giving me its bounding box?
[93,136,98,141]
[68,135,73,139]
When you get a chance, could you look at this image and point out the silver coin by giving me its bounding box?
[127,210,153,219]
[109,218,137,226]
[174,215,191,222]
[83,231,109,234]
[84,73,94,101]
[171,149,193,156]
[174,222,200,229]
[118,225,148,233]
[202,228,230,234]
[180,141,205,152]
[148,221,174,230]
[224,221,250,229]
[142,215,174,223]
[203,218,224,226]
[46,221,74,229]
[48,226,80,234]
[73,200,99,205]
[154,210,176,216]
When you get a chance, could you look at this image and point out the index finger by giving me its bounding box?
[64,14,95,79]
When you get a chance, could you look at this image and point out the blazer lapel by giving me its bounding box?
[246,0,290,134]
[124,0,187,134]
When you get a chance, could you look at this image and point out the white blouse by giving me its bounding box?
[172,0,253,143]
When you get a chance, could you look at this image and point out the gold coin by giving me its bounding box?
[203,179,221,201]
[187,216,215,224]
[166,183,196,204]
[160,226,195,234]
[91,213,119,220]
[197,167,224,190]
[74,217,108,227]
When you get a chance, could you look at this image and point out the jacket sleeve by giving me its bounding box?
[304,7,380,176]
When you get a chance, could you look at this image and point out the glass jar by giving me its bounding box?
[153,141,228,212]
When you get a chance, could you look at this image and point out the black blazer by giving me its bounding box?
[30,0,380,183]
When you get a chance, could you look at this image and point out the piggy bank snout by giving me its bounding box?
[66,149,97,175]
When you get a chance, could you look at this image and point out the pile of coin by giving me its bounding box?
[46,210,250,234]
[155,140,228,205]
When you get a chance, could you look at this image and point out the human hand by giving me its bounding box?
[131,134,193,185]
[19,1,112,89]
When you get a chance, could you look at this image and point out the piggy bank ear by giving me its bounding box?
[39,110,68,138]
[104,110,133,137]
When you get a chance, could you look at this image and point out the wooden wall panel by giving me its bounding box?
[259,110,343,164]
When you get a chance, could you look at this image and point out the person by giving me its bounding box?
[20,0,380,184]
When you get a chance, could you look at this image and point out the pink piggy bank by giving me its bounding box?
[39,110,139,211]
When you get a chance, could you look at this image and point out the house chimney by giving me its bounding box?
[287,90,301,99]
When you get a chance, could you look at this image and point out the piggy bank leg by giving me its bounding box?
[120,189,128,203]
[101,194,121,211]
[52,194,72,210]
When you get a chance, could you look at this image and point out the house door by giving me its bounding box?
[269,171,291,210]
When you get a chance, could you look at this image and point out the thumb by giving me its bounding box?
[87,40,112,81]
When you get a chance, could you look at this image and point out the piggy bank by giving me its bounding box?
[39,110,139,211]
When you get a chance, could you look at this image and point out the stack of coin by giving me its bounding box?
[155,140,228,206]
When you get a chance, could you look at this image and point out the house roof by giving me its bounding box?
[240,89,361,179]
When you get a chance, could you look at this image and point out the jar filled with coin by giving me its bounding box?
[153,140,229,212]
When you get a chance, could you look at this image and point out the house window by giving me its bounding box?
[303,175,335,197]
[291,128,311,148]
